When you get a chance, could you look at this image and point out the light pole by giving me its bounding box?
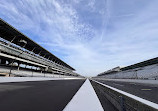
[9,40,27,77]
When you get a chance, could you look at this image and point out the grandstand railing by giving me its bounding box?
[0,38,75,75]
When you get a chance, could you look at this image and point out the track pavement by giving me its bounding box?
[0,79,85,111]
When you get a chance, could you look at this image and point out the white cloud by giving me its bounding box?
[0,0,158,76]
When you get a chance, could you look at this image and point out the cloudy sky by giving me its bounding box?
[0,0,158,76]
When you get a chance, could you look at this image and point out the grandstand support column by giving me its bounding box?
[44,69,45,77]
[17,62,20,71]
[31,66,33,77]
[8,36,16,47]
[38,51,42,56]
[10,36,16,43]
[40,67,43,74]
[31,47,36,52]
[47,56,50,60]
[134,69,138,79]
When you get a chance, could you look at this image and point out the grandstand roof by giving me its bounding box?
[98,70,118,76]
[121,57,158,71]
[97,57,158,76]
[0,18,75,70]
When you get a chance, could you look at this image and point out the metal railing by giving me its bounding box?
[0,39,75,75]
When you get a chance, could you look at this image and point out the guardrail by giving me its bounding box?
[90,79,158,111]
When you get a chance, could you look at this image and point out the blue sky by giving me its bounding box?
[0,0,158,76]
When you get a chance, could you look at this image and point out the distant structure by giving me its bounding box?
[96,57,158,79]
[98,66,121,76]
[0,18,80,77]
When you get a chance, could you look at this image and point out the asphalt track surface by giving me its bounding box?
[96,80,158,104]
[0,79,85,111]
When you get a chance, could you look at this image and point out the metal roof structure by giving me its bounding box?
[97,70,117,76]
[0,18,75,70]
[97,57,158,76]
[121,57,158,71]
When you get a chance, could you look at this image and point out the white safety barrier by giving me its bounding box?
[0,77,83,83]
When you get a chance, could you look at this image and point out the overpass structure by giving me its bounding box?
[0,18,79,77]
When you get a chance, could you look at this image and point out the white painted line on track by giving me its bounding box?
[92,79,158,110]
[63,79,104,111]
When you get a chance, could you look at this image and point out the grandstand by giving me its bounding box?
[0,18,80,77]
[96,57,158,79]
